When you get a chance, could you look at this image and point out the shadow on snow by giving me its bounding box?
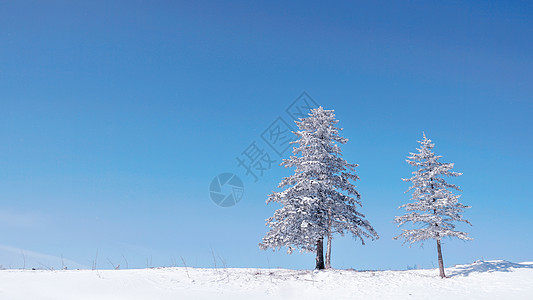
[449,260,533,277]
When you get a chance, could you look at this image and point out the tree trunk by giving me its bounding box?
[315,238,325,270]
[325,211,332,269]
[436,239,445,278]
[325,236,332,269]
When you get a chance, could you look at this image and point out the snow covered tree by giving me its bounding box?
[259,107,378,269]
[394,133,472,278]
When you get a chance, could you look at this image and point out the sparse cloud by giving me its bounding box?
[0,210,48,228]
[0,244,87,270]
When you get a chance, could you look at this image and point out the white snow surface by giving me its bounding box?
[1,260,532,299]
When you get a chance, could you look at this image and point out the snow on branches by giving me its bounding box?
[259,107,378,254]
[395,133,472,245]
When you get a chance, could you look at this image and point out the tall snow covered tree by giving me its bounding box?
[259,107,378,269]
[395,133,471,278]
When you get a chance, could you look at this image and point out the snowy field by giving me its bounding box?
[0,260,532,299]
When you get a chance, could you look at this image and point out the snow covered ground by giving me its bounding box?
[0,260,532,299]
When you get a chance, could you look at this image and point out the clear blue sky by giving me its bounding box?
[1,0,532,270]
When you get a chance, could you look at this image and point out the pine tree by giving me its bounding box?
[259,107,378,269]
[395,133,472,278]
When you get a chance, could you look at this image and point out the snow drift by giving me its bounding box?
[0,260,531,299]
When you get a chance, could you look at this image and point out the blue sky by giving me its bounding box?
[1,0,532,270]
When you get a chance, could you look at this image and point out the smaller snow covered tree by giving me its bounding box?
[395,133,471,278]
